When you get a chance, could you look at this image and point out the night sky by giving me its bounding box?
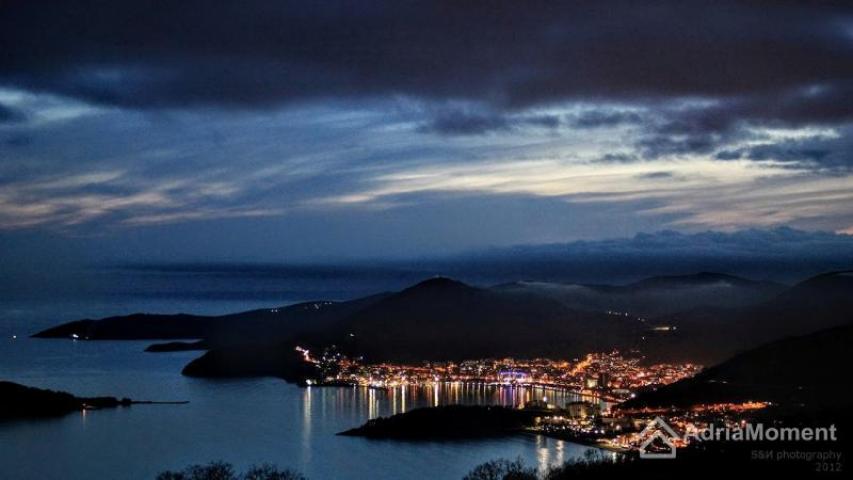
[2,1,853,266]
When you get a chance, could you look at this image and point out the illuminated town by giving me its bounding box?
[297,346,701,402]
[296,346,769,451]
[295,346,777,453]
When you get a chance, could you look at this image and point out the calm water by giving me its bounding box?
[0,270,605,480]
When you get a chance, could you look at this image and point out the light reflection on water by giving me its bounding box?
[0,282,616,480]
[347,382,609,419]
[0,338,608,480]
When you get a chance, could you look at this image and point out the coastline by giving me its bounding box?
[0,380,189,421]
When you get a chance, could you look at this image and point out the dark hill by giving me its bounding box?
[33,294,389,347]
[399,276,475,294]
[183,278,646,376]
[743,270,853,340]
[32,313,214,340]
[772,270,853,309]
[328,278,639,362]
[181,343,316,380]
[0,381,132,419]
[338,405,536,439]
[640,270,853,363]
[34,272,782,345]
[32,271,853,377]
[619,323,853,410]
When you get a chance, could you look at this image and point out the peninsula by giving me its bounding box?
[0,381,187,420]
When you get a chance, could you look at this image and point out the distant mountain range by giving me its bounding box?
[440,228,853,284]
[34,270,853,378]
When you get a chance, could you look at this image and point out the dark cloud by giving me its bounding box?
[2,0,853,276]
[637,131,721,158]
[665,85,853,136]
[567,110,643,128]
[420,107,647,136]
[0,104,26,123]
[3,134,32,147]
[2,0,852,123]
[5,0,853,169]
[420,110,511,136]
[629,82,853,159]
[596,153,641,163]
[635,171,674,179]
[525,115,562,129]
[419,108,563,135]
[716,143,830,164]
[714,131,853,170]
[426,107,646,135]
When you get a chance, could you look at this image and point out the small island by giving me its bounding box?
[0,381,186,420]
[338,405,538,439]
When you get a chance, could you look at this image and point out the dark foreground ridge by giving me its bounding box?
[619,322,853,411]
[338,405,537,439]
[0,381,187,420]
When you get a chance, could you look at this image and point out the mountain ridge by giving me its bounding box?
[32,270,853,373]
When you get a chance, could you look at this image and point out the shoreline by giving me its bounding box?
[304,379,616,398]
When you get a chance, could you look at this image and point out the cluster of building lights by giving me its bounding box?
[297,346,777,453]
[602,401,772,451]
[297,347,701,403]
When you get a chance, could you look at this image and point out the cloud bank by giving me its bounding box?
[1,1,853,261]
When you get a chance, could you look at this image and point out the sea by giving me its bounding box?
[0,266,607,480]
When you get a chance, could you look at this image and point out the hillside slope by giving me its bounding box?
[619,323,853,410]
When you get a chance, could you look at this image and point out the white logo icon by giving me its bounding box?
[638,417,679,459]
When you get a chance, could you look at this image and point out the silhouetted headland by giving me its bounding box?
[0,381,188,420]
[181,343,316,382]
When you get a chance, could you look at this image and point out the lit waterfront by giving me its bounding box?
[300,347,702,404]
[299,348,781,456]
[311,382,612,419]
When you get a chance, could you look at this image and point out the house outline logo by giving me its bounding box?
[638,417,679,459]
